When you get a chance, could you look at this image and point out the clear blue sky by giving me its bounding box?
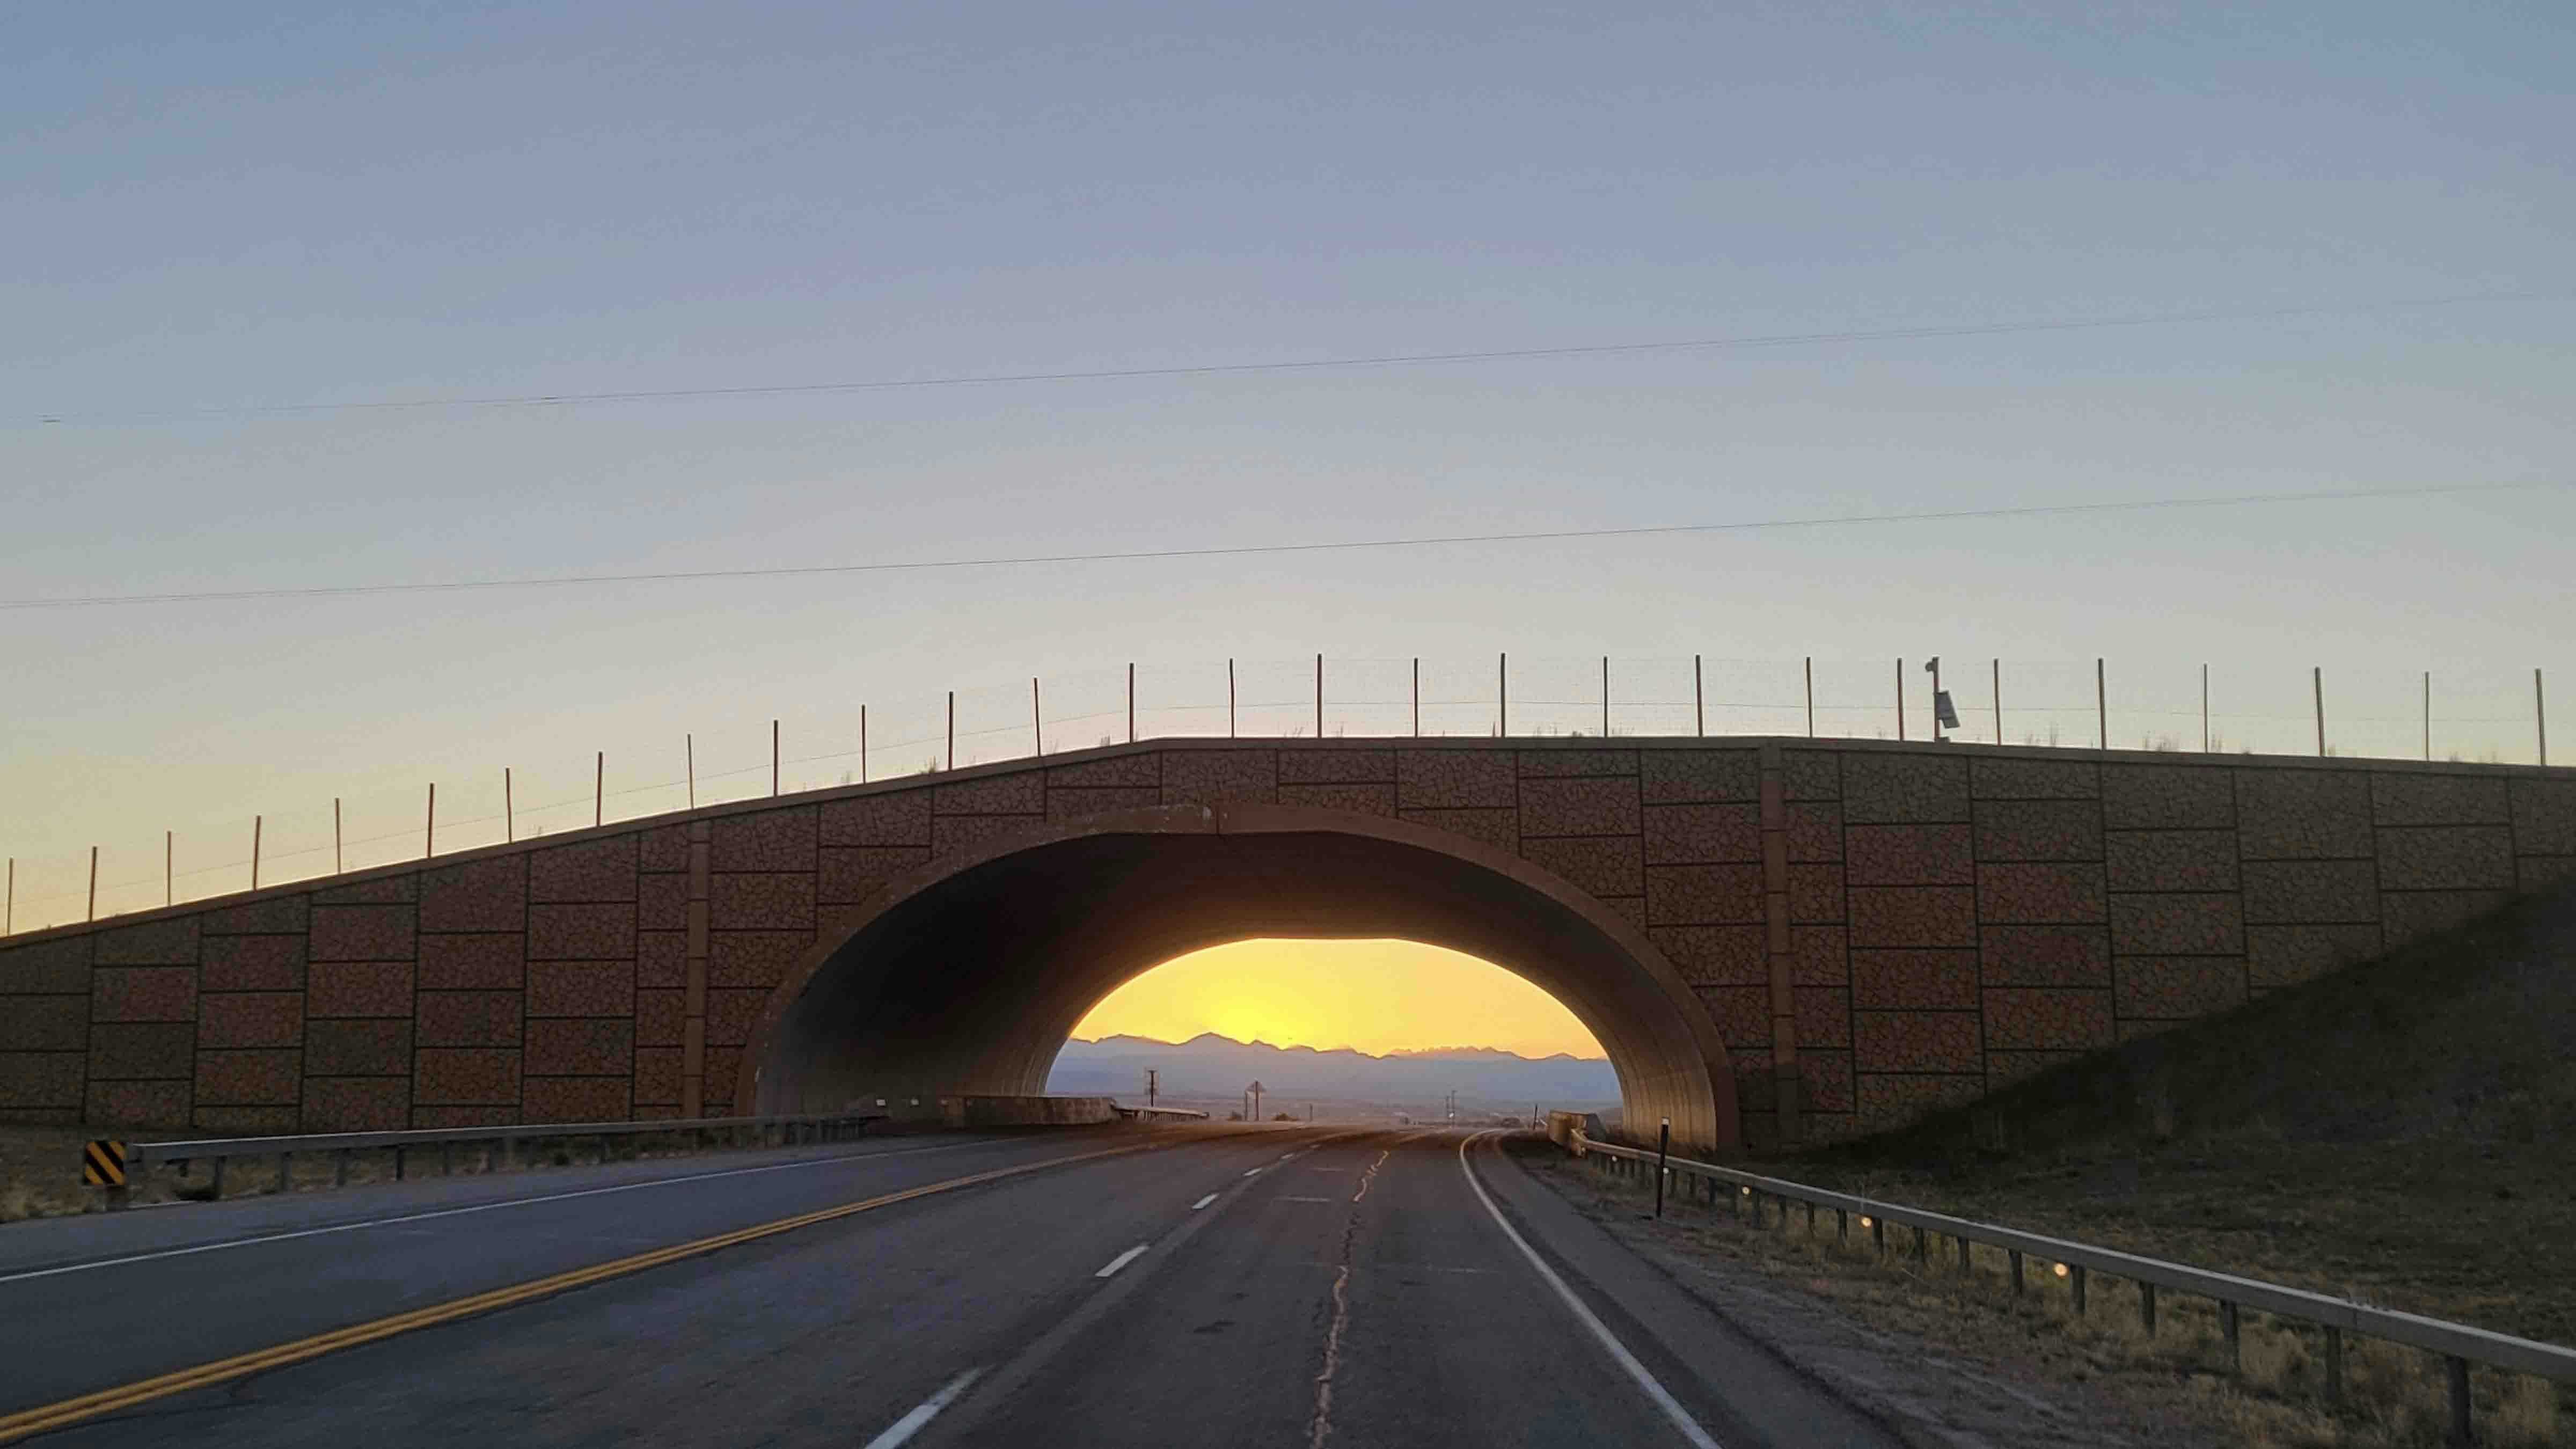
[5,2,2571,926]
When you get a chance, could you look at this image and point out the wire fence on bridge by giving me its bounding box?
[2,653,2555,936]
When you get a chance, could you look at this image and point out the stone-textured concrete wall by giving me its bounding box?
[3,739,2570,1147]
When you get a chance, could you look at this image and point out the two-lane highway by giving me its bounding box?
[0,1126,1904,1447]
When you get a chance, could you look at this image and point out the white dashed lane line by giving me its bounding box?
[861,1367,985,1449]
[1191,1194,1218,1210]
[1094,1245,1150,1278]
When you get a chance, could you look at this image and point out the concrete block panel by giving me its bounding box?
[1278,782,1398,816]
[0,937,93,994]
[525,1018,634,1077]
[1644,863,1766,926]
[525,961,634,1019]
[2242,860,2381,924]
[1279,749,1397,785]
[1517,836,1644,898]
[1400,807,1518,854]
[931,815,1033,858]
[411,1106,518,1129]
[94,918,200,967]
[87,1079,190,1128]
[638,931,685,989]
[1782,751,1842,800]
[1843,824,1973,886]
[705,988,768,1046]
[1984,988,2115,1049]
[1980,925,2112,986]
[1856,1072,1984,1126]
[1694,986,1769,1048]
[1045,755,1159,788]
[818,846,932,903]
[529,836,639,903]
[1795,986,1851,1048]
[1973,800,2104,862]
[420,855,526,932]
[1841,754,1969,824]
[711,931,810,988]
[1518,748,1635,779]
[310,904,416,962]
[87,1023,196,1079]
[1787,802,1843,863]
[417,933,524,990]
[2522,857,2576,892]
[317,875,417,905]
[0,1053,84,1108]
[1049,786,1163,822]
[1648,926,1768,986]
[1160,750,1278,806]
[933,776,1043,817]
[0,996,89,1051]
[634,1046,684,1105]
[2373,773,2509,826]
[1802,1051,1856,1113]
[414,992,521,1048]
[2109,894,2245,955]
[1640,804,1760,865]
[1854,1012,1981,1072]
[1788,864,1846,924]
[2376,825,2516,890]
[2235,771,2373,860]
[635,989,685,1048]
[1847,886,1978,948]
[1598,896,1647,932]
[302,1077,411,1130]
[1850,950,1981,1009]
[2509,778,2576,854]
[2382,890,2514,946]
[525,1076,631,1123]
[1988,1050,2084,1087]
[528,903,636,961]
[199,935,306,993]
[91,966,196,1022]
[638,872,689,931]
[195,1050,300,1106]
[412,1050,520,1107]
[1397,750,1515,809]
[2115,958,2249,1020]
[305,1019,413,1075]
[194,1105,300,1135]
[818,791,933,847]
[2101,764,2234,829]
[1518,777,1641,837]
[2245,924,2382,988]
[709,874,815,931]
[639,825,690,873]
[1970,757,2099,800]
[712,807,822,872]
[2104,830,2240,892]
[196,992,302,1049]
[200,896,309,935]
[1793,925,1850,985]
[702,1047,743,1110]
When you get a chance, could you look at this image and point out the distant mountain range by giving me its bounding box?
[1046,1033,1619,1110]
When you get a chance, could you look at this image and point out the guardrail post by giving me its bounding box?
[2009,1250,2024,1296]
[1913,1225,1927,1264]
[334,1149,350,1188]
[1872,1217,1885,1258]
[1805,1201,1817,1237]
[2219,1301,2240,1371]
[2446,1356,2472,1447]
[394,1146,405,1181]
[2323,1327,2344,1403]
[276,1151,291,1194]
[1957,1235,1971,1275]
[2140,1282,2157,1335]
[442,1140,455,1176]
[211,1155,228,1198]
[1836,1209,1848,1244]
[2071,1265,2088,1315]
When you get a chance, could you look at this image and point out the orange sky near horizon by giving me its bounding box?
[1069,939,1606,1060]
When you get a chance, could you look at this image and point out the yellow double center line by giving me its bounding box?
[0,1139,1157,1444]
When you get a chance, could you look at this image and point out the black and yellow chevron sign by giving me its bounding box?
[80,1140,126,1188]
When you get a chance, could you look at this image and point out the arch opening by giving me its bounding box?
[742,811,1736,1150]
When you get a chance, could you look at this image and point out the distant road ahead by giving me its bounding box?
[0,1126,1899,1447]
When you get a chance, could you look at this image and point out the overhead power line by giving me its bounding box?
[21,292,2558,426]
[3,478,2556,612]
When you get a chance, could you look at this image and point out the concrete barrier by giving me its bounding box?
[938,1094,1119,1128]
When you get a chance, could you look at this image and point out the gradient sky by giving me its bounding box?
[5,2,2572,980]
[1071,940,1604,1059]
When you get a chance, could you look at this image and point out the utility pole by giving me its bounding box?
[1145,1069,1158,1109]
[1249,1080,1265,1121]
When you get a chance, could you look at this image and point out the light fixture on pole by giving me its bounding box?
[1923,657,1960,743]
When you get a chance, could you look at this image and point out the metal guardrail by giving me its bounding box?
[1568,1130,2576,1443]
[109,1110,889,1206]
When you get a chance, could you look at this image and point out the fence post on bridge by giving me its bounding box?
[1600,656,1609,736]
[2314,667,2326,757]
[1315,653,1323,738]
[1411,658,1419,735]
[773,719,781,795]
[2096,658,2107,751]
[506,768,515,841]
[332,799,340,873]
[1805,657,1813,737]
[1032,677,1042,756]
[594,752,603,827]
[425,782,435,859]
[946,693,955,770]
[1694,654,1703,737]
[252,815,262,890]
[1895,658,1905,741]
[1498,653,1508,737]
[2539,668,2549,766]
[86,845,97,923]
[165,831,172,907]
[860,707,868,784]
[1128,664,1136,743]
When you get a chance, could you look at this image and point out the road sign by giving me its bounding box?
[81,1139,126,1188]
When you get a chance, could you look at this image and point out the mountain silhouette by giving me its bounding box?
[1046,1032,1617,1108]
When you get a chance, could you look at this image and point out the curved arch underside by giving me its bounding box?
[749,814,1736,1150]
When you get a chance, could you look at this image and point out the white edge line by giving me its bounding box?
[1242,1167,1262,1177]
[861,1365,986,1449]
[0,1137,1000,1286]
[1458,1131,1723,1449]
[1095,1243,1150,1278]
[1191,1193,1218,1210]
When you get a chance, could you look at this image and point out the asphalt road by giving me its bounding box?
[0,1125,1903,1447]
